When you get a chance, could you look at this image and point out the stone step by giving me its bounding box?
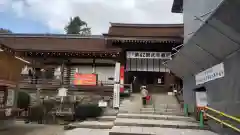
[117,113,195,122]
[110,126,154,135]
[153,104,181,109]
[118,110,184,116]
[68,121,114,129]
[114,118,207,130]
[65,128,110,135]
[120,105,180,110]
[98,116,117,121]
[139,111,184,116]
[110,126,218,135]
[140,110,182,113]
[140,108,181,112]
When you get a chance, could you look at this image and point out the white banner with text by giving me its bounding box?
[126,51,171,59]
[195,63,225,85]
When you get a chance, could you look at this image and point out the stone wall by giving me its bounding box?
[183,50,240,134]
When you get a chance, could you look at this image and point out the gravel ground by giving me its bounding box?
[0,121,64,135]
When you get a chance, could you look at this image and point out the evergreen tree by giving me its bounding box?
[64,16,91,35]
[0,28,12,33]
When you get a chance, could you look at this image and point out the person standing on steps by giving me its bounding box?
[141,85,148,106]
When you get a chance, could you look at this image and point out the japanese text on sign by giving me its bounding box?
[126,51,171,59]
[73,73,97,86]
[195,63,224,85]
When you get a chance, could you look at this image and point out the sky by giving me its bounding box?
[0,0,183,34]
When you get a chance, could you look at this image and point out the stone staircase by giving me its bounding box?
[64,94,218,135]
[139,105,184,116]
[109,94,218,135]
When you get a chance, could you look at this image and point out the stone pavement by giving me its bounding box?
[65,107,118,135]
[65,128,110,135]
[117,113,195,122]
[69,120,114,129]
[0,121,64,135]
[67,106,118,129]
[110,126,218,135]
[114,117,206,130]
[67,112,117,129]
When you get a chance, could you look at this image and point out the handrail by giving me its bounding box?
[200,106,240,133]
[205,106,240,123]
[205,113,240,132]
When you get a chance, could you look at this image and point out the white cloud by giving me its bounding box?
[0,0,183,34]
[0,0,11,12]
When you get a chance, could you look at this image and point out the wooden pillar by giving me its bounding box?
[36,88,41,104]
[13,86,19,109]
[92,59,96,73]
[60,61,65,86]
[66,65,71,85]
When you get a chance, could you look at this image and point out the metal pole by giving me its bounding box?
[184,103,188,116]
[200,110,204,128]
[92,59,96,73]
[60,61,64,86]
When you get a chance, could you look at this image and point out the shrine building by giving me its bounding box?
[0,23,183,96]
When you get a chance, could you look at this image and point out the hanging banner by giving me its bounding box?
[73,73,97,86]
[195,63,224,85]
[126,51,171,59]
[120,66,124,92]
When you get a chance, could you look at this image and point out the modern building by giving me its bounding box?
[171,0,240,134]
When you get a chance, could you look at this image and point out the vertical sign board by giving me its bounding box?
[195,91,208,120]
[113,62,120,108]
[195,91,208,107]
[195,63,225,85]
